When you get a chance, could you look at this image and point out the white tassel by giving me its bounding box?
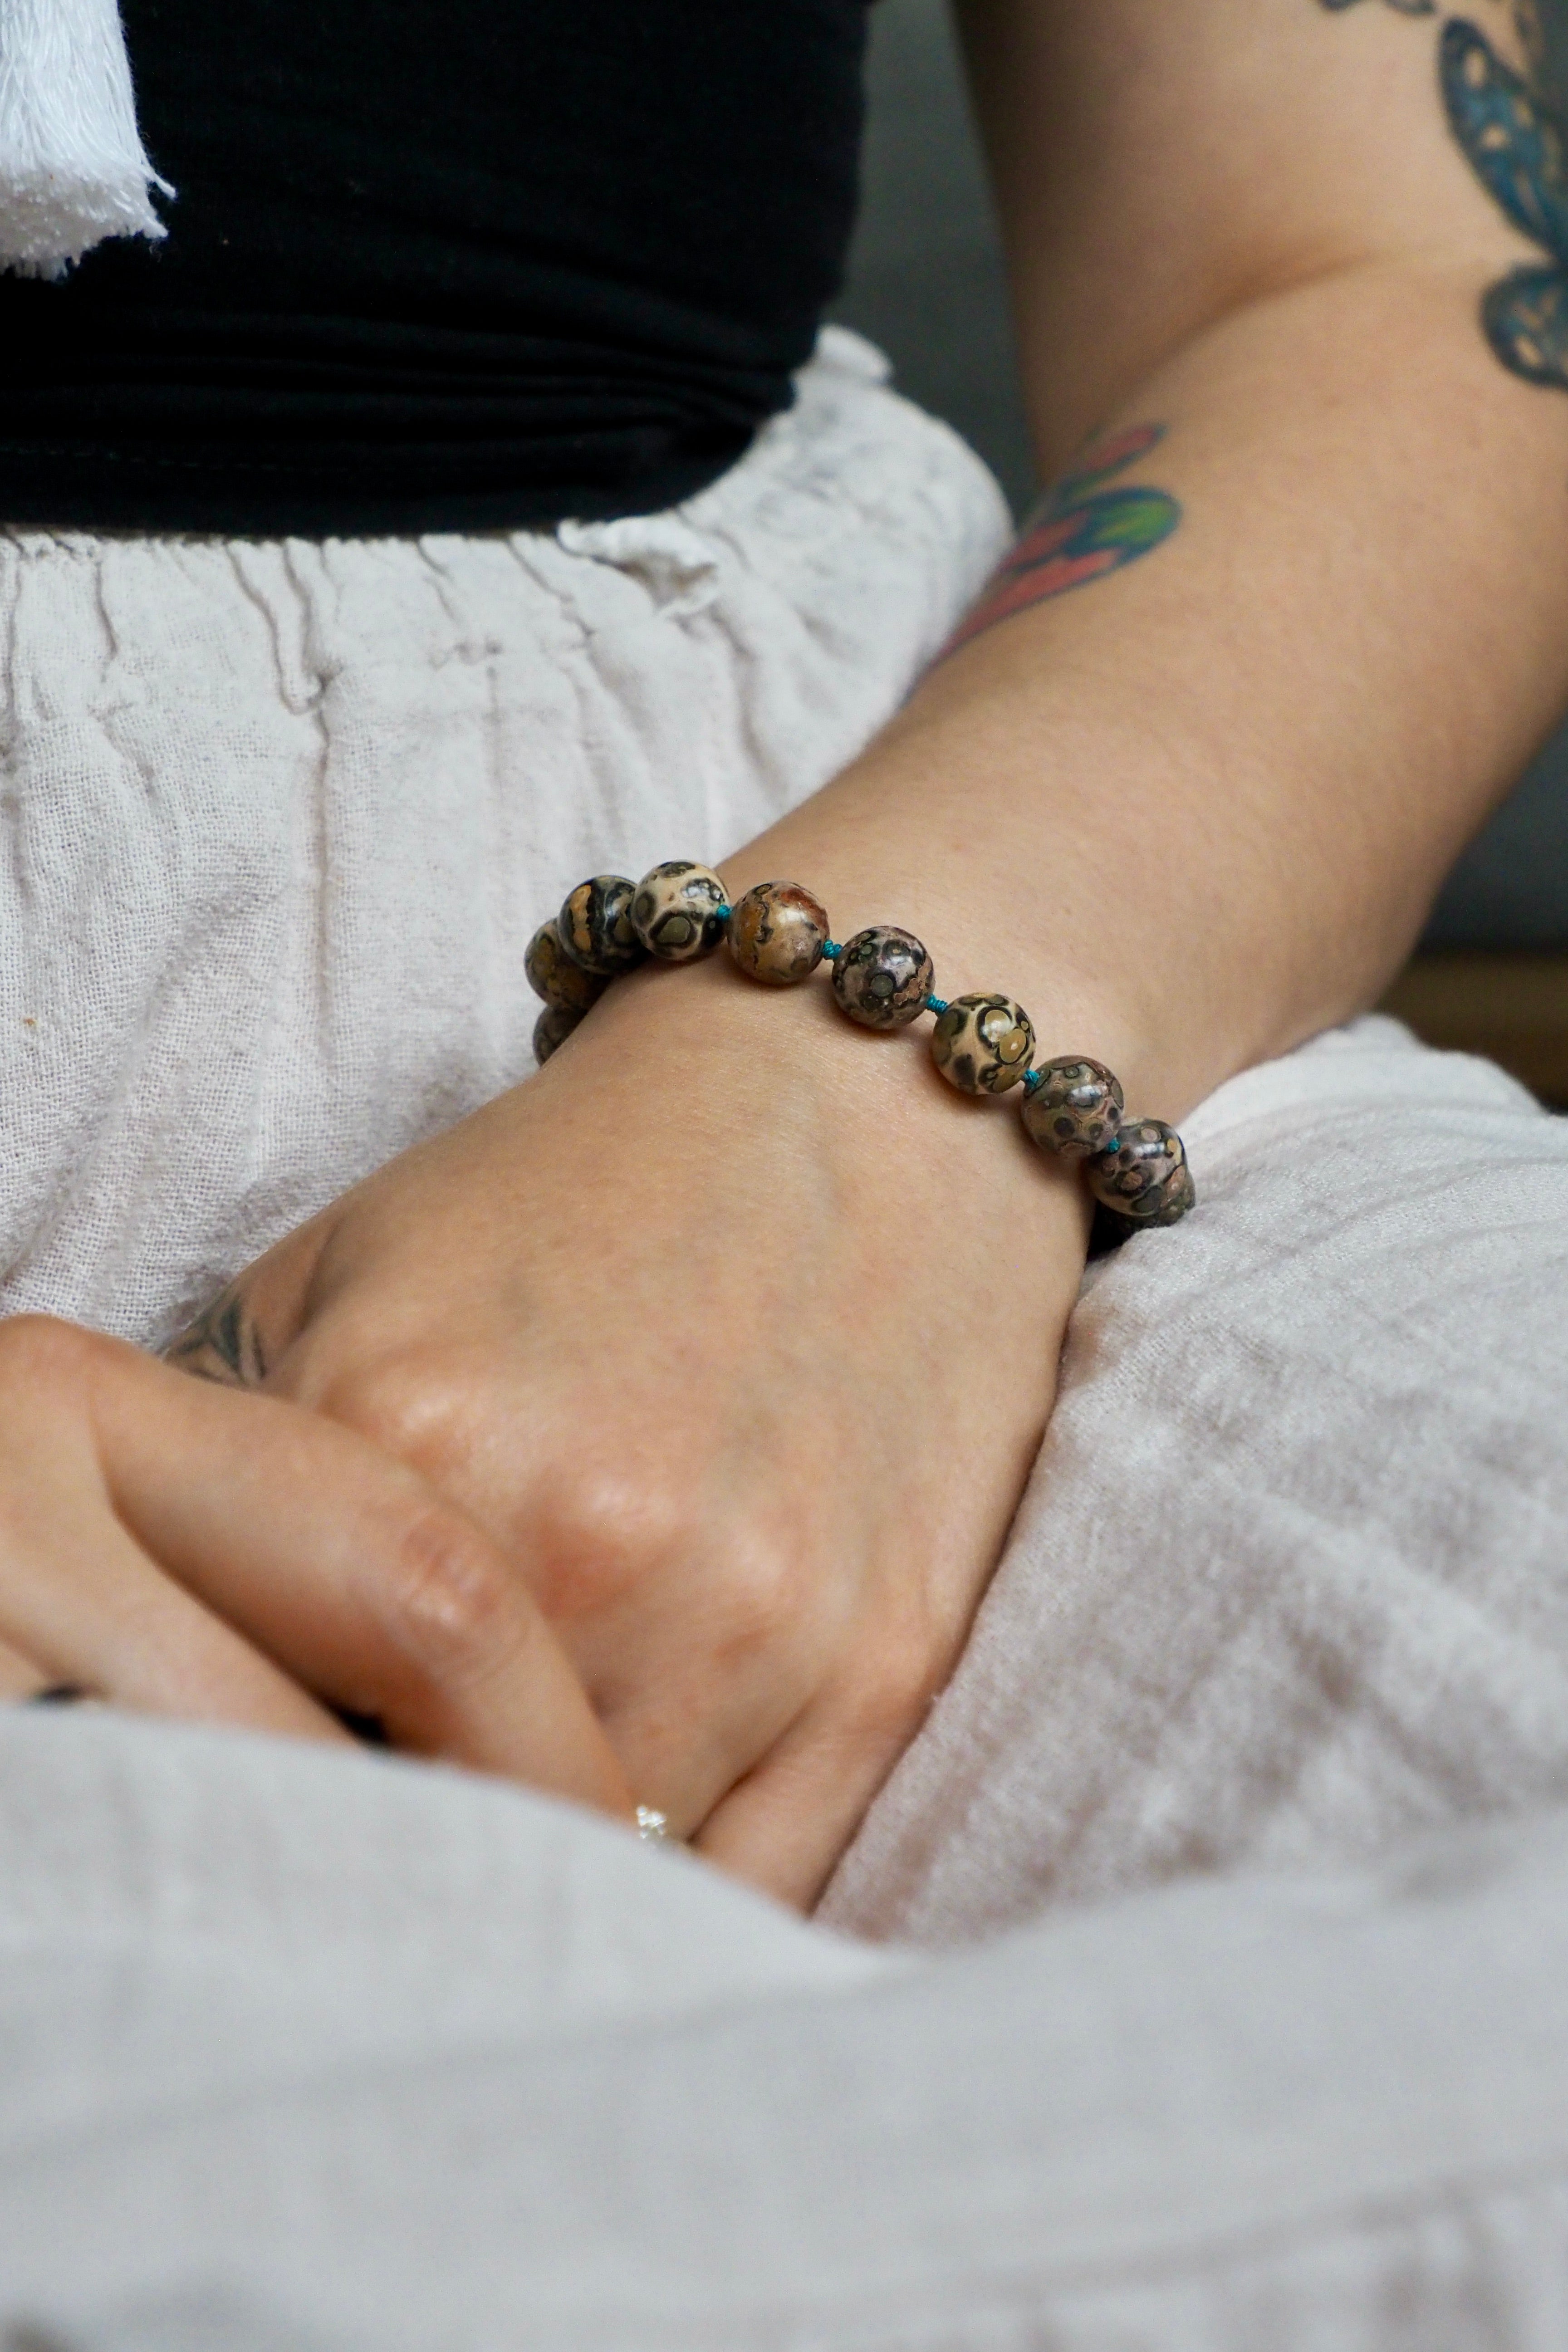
[0,0,171,278]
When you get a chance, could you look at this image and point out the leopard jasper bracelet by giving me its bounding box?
[525,861,1194,1230]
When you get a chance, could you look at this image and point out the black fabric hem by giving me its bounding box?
[0,436,755,539]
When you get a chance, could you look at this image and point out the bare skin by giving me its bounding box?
[172,965,1091,1903]
[0,1318,632,1821]
[16,0,1568,1906]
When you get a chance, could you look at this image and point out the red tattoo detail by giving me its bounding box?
[937,424,1183,662]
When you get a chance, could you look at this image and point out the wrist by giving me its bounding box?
[524,838,1193,1264]
[549,927,1093,1297]
[720,786,1172,1127]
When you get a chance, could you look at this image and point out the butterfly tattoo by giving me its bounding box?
[1441,16,1568,389]
[942,426,1182,657]
[1320,0,1568,391]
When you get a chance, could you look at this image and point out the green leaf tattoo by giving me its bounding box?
[943,425,1182,658]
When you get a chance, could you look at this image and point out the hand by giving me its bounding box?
[0,1317,632,1821]
[175,951,1089,1906]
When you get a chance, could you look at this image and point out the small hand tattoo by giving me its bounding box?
[165,1284,266,1387]
[941,425,1182,659]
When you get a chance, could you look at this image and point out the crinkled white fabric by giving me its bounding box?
[822,1015,1568,1946]
[6,1710,1568,2350]
[0,326,1009,1343]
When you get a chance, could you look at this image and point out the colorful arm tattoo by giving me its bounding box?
[1320,0,1568,391]
[942,425,1182,657]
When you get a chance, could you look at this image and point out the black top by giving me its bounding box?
[0,0,869,534]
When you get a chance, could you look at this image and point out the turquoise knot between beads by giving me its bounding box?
[823,940,842,959]
[1021,1068,1043,1093]
[925,995,948,1015]
[715,904,731,922]
[1102,1135,1122,1153]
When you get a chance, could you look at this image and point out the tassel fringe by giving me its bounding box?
[0,0,171,277]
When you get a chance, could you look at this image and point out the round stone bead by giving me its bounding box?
[1019,1057,1125,1161]
[532,1005,583,1065]
[525,919,606,1017]
[1086,1119,1196,1225]
[830,926,935,1029]
[726,880,831,987]
[930,993,1035,1095]
[630,861,729,962]
[559,874,642,977]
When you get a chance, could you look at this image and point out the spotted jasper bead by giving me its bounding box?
[630,861,729,962]
[533,1004,583,1064]
[830,925,935,1029]
[1020,1057,1125,1161]
[727,880,831,986]
[931,993,1035,1095]
[525,919,606,1017]
[559,874,643,977]
[1086,1119,1195,1225]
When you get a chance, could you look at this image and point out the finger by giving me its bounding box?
[593,1659,801,1848]
[585,1577,857,1849]
[0,1633,61,1704]
[691,1677,931,1911]
[0,1356,352,1743]
[85,1332,634,1820]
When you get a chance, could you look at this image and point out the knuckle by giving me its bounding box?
[376,1506,519,1687]
[715,1539,800,1656]
[526,1465,691,1615]
[688,1515,809,1671]
[0,1313,104,1394]
[529,1465,796,1643]
[316,1346,479,1479]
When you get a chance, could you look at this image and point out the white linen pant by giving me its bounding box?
[5,331,1568,2346]
[0,328,1008,1343]
[6,1704,1568,2351]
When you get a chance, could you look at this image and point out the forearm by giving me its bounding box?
[728,258,1568,1122]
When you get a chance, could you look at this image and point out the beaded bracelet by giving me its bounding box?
[525,861,1195,1230]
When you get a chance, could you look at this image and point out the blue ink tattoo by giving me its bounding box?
[1319,0,1568,394]
[1441,16,1568,388]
